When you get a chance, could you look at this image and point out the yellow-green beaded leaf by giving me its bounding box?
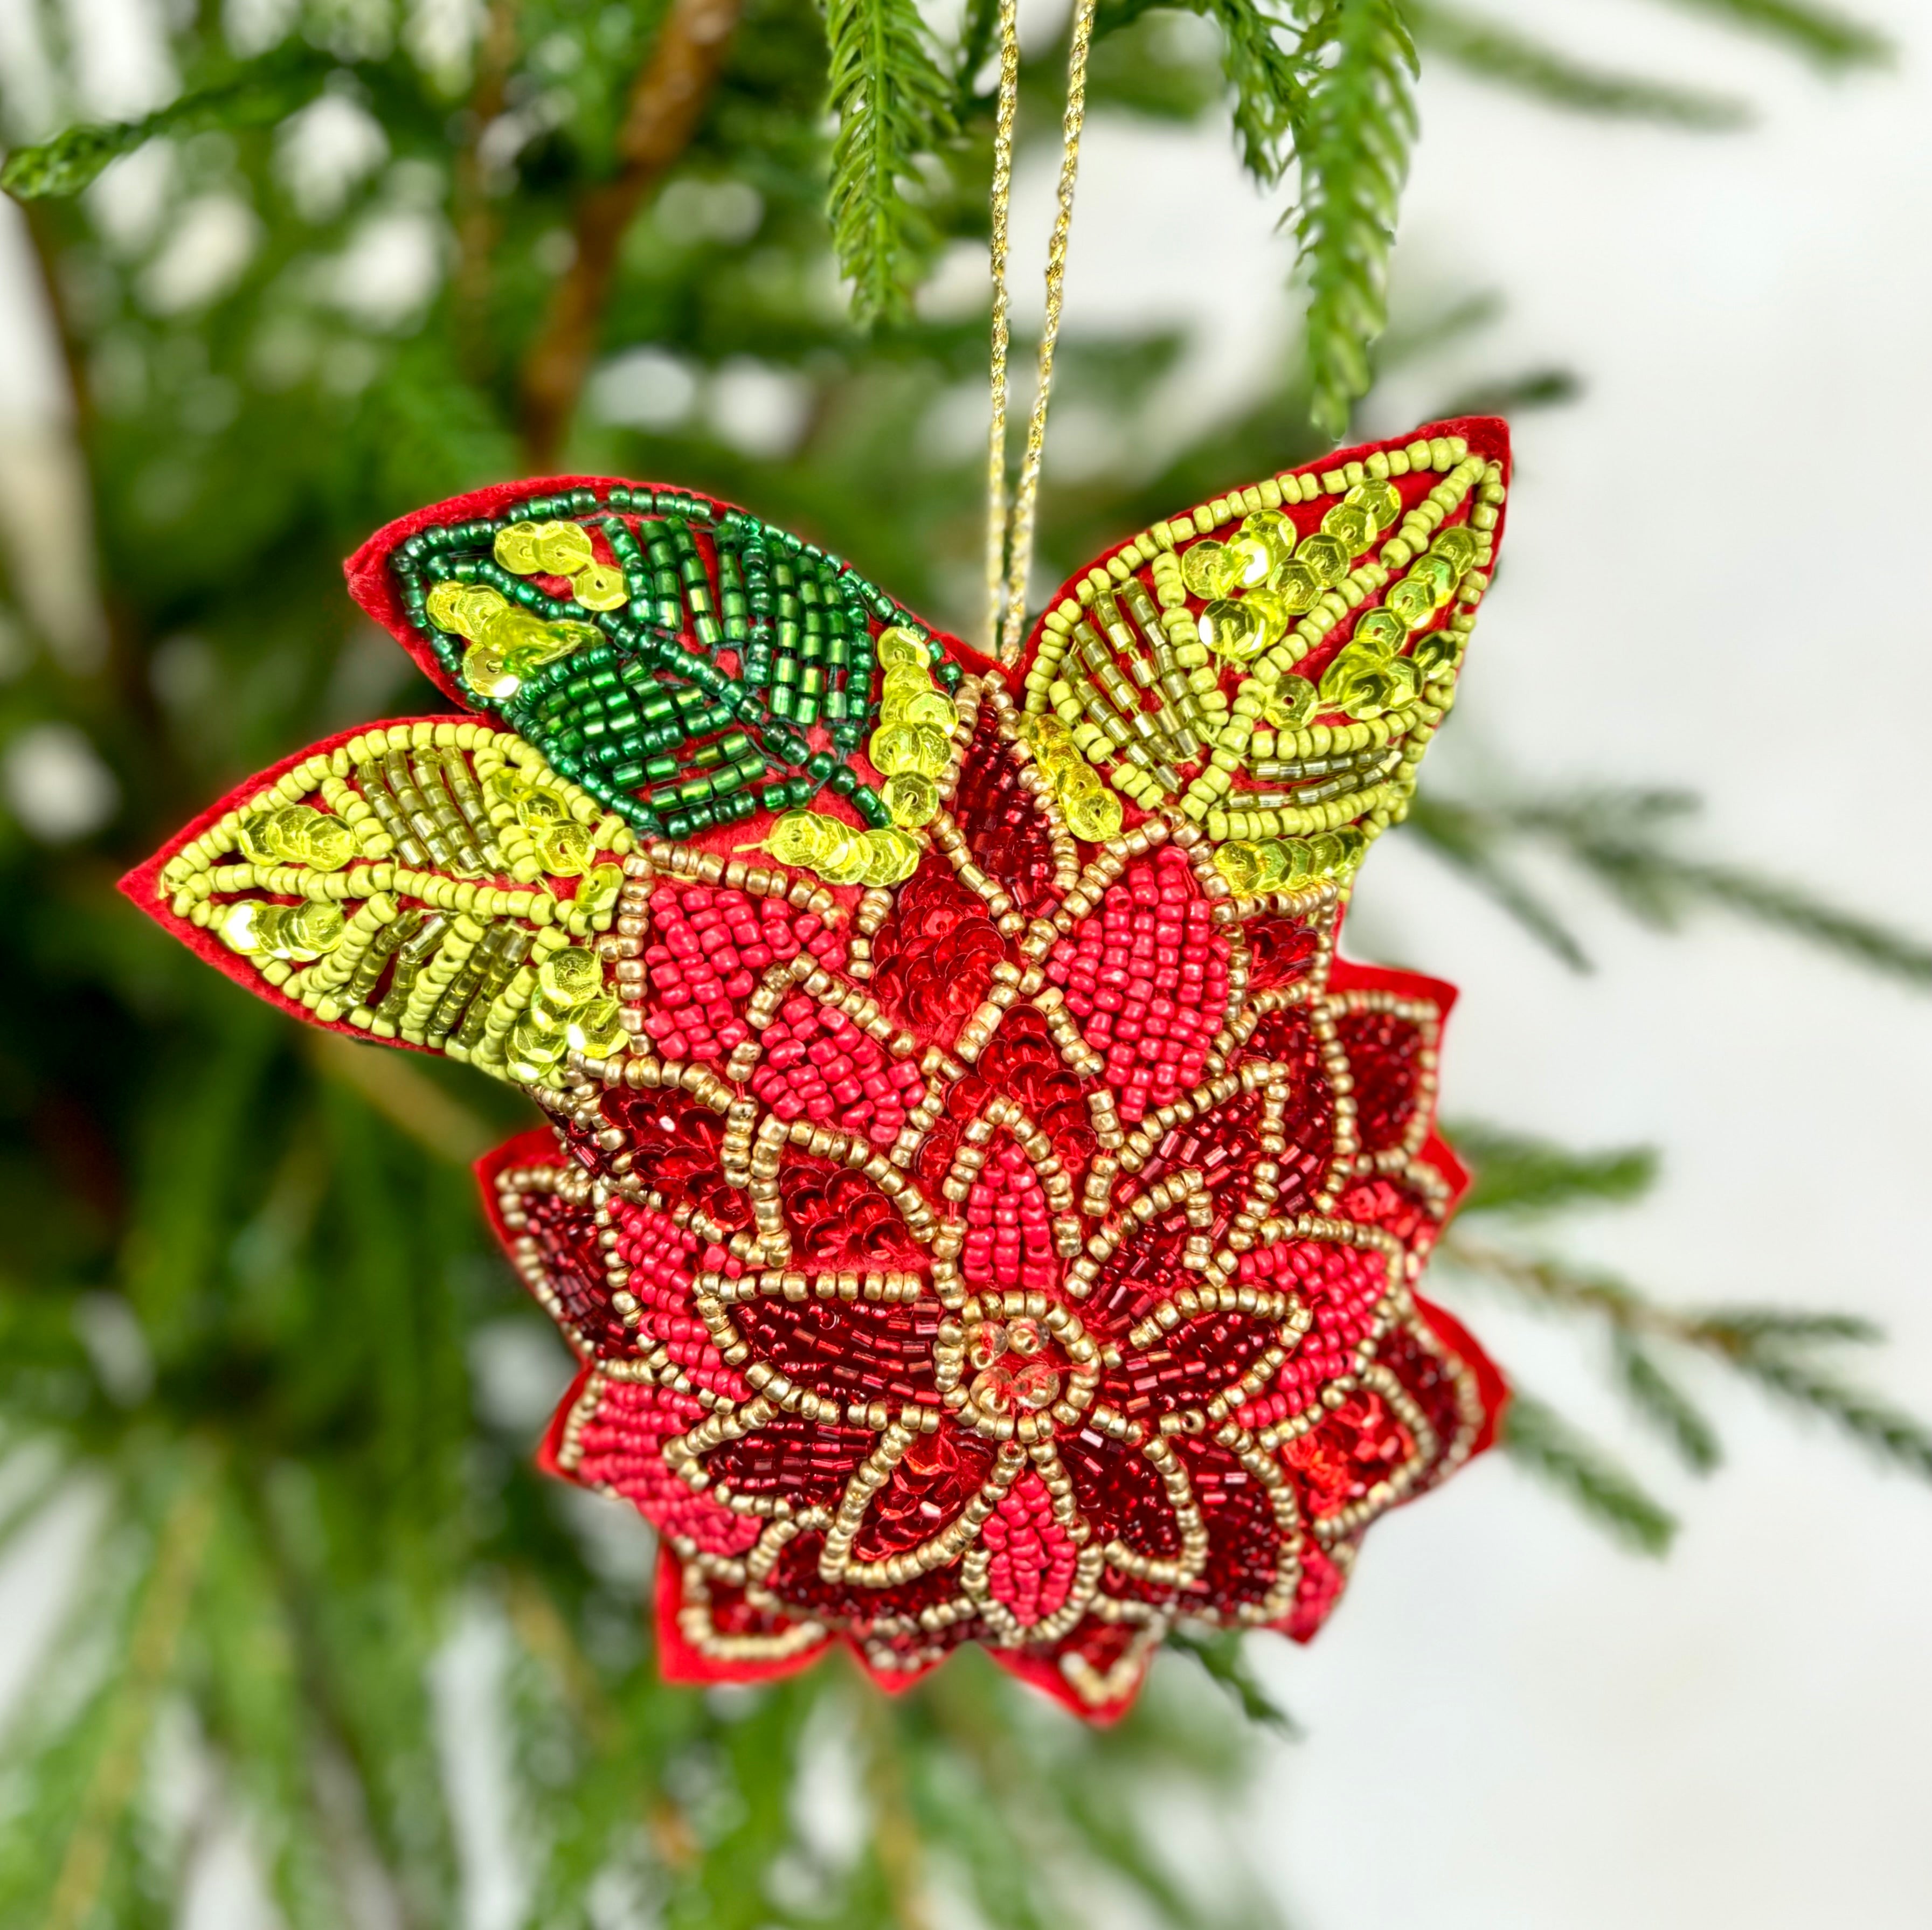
[123,718,640,1092]
[1010,416,1512,886]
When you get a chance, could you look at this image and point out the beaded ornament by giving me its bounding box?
[126,415,1511,1721]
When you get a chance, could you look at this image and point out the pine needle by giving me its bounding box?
[1659,0,1889,71]
[45,1460,218,1930]
[1410,787,1932,988]
[0,47,331,200]
[826,0,956,325]
[1399,793,1594,970]
[1409,2,1750,126]
[1450,1121,1659,1217]
[1500,1391,1678,1553]
[1714,1350,1932,1479]
[1167,1626,1301,1738]
[1691,1308,1882,1346]
[1291,0,1419,439]
[1613,1335,1722,1474]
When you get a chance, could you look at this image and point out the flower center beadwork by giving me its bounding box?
[941,1293,1100,1443]
[965,1316,1063,1414]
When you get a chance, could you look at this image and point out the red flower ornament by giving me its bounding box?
[127,420,1511,1721]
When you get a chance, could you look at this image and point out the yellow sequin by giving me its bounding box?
[1267,558,1323,613]
[572,563,628,612]
[534,822,593,876]
[768,811,832,867]
[883,773,940,828]
[861,827,923,885]
[533,522,595,575]
[1181,540,1238,599]
[1062,786,1123,842]
[875,628,929,669]
[1320,501,1377,554]
[1199,599,1265,662]
[494,523,543,574]
[1296,532,1350,587]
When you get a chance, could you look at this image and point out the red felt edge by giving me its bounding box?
[1014,414,1513,675]
[1413,1295,1509,1456]
[844,1638,940,1697]
[650,1547,834,1689]
[342,475,1003,713]
[988,1645,1140,1726]
[1325,953,1473,1216]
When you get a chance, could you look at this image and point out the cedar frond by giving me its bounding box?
[1500,1391,1678,1553]
[826,0,957,325]
[1409,1,1750,126]
[1291,0,1419,439]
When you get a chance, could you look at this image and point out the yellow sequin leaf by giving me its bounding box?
[136,721,636,1092]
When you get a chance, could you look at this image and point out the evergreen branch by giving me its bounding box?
[1705,1346,1932,1478]
[1203,0,1311,180]
[1399,793,1594,969]
[1449,1239,1932,1488]
[1090,0,1309,174]
[1645,855,1932,983]
[44,1455,219,1930]
[1512,791,1932,985]
[952,0,1002,103]
[519,0,743,467]
[1167,1626,1301,1738]
[1689,1308,1881,1345]
[1439,364,1584,417]
[1500,1391,1678,1552]
[857,1695,933,1930]
[1446,1237,1644,1322]
[1411,788,1932,988]
[0,47,333,200]
[1613,1335,1722,1473]
[1409,2,1750,126]
[1658,0,1889,70]
[196,1484,350,1930]
[1450,1120,1659,1216]
[1058,1780,1247,1930]
[451,0,524,381]
[826,0,956,325]
[1292,0,1419,439]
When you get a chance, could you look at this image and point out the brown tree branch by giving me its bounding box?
[452,0,523,381]
[516,0,742,469]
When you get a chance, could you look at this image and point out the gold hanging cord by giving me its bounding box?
[984,0,1097,664]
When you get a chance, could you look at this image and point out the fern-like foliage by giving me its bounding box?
[1201,0,1312,178]
[826,0,957,324]
[1405,788,1932,985]
[1499,1391,1679,1552]
[1661,0,1890,70]
[0,45,332,199]
[1443,1212,1932,1532]
[1408,1,1750,127]
[1289,0,1419,439]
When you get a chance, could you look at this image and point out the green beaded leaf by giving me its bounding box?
[369,483,974,849]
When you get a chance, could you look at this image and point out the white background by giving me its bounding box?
[1,0,1929,1924]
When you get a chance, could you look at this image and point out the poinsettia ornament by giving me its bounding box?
[127,418,1511,1720]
